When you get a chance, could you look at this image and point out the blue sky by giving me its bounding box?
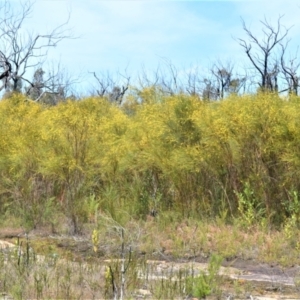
[8,0,300,94]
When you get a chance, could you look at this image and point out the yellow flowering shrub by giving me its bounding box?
[2,91,300,228]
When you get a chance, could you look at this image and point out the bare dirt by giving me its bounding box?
[1,228,300,299]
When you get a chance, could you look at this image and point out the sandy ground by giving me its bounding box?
[0,231,300,299]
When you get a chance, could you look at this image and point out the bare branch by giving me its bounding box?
[90,70,130,105]
[238,16,290,92]
[280,43,300,95]
[0,0,74,95]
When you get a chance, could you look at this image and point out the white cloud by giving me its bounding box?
[5,0,300,93]
[235,0,300,37]
[7,1,243,68]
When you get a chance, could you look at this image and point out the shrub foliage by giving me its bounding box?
[1,92,300,231]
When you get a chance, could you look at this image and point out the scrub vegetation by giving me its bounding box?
[1,92,300,231]
[1,91,300,298]
[1,1,300,299]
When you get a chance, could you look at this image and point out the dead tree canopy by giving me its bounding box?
[238,16,290,93]
[0,0,73,99]
[25,64,79,104]
[210,61,246,99]
[91,71,130,105]
[0,58,11,89]
[280,44,300,95]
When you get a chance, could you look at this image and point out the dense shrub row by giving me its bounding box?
[1,92,300,232]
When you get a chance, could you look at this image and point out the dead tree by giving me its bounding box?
[201,61,247,100]
[227,77,247,95]
[0,57,11,90]
[158,59,181,95]
[238,16,290,93]
[91,71,130,105]
[184,65,202,98]
[26,63,79,104]
[211,61,234,99]
[136,59,183,96]
[137,64,160,90]
[280,44,300,95]
[0,0,73,98]
[201,78,219,101]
